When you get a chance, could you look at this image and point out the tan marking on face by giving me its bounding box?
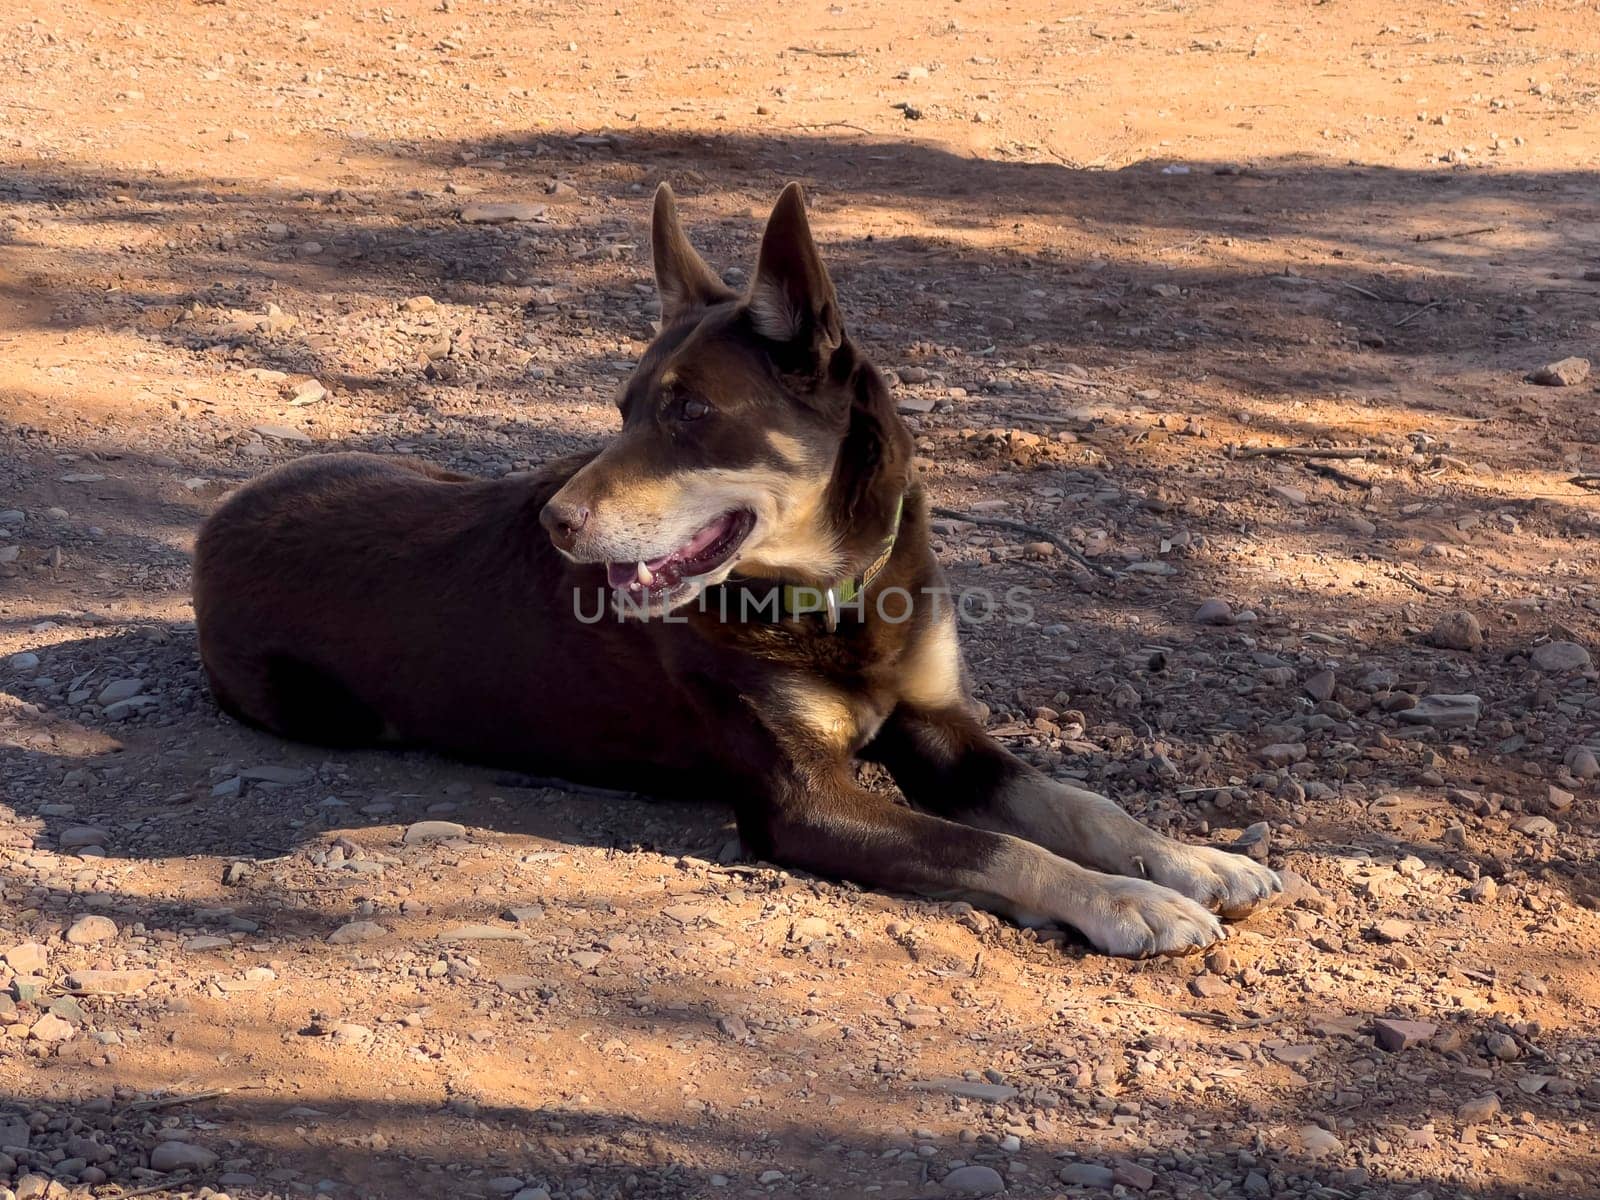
[734,470,841,580]
[764,430,810,467]
[899,615,965,710]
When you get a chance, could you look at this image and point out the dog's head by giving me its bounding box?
[541,182,912,616]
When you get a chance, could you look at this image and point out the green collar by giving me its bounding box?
[779,494,905,630]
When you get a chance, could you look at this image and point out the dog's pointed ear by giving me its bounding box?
[652,183,735,320]
[748,182,842,357]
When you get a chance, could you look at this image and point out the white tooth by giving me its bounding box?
[636,561,653,586]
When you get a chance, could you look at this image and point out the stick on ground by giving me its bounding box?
[930,506,1116,579]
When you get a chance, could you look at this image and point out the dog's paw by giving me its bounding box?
[1144,843,1282,920]
[1072,877,1225,959]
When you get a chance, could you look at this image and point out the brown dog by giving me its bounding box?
[193,183,1279,957]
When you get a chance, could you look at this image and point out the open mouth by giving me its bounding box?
[605,509,756,603]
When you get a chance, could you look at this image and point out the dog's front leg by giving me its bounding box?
[865,705,1281,919]
[737,760,1224,958]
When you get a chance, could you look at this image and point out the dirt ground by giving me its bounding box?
[3,1,1600,1198]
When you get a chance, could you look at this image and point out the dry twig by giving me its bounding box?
[1233,445,1383,461]
[1413,225,1498,243]
[930,507,1115,579]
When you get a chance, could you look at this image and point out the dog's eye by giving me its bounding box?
[676,397,710,421]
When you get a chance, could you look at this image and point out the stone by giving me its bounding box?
[1398,694,1481,728]
[1468,877,1498,904]
[1529,356,1590,386]
[96,677,145,705]
[1190,974,1232,999]
[1258,742,1307,766]
[495,975,539,993]
[330,1022,373,1046]
[184,935,231,952]
[1545,785,1574,813]
[149,1141,219,1171]
[1304,669,1336,702]
[328,921,387,945]
[943,1164,1005,1195]
[1058,1162,1115,1188]
[1113,1162,1157,1191]
[1512,815,1557,838]
[1458,1093,1501,1123]
[251,424,312,444]
[569,950,604,970]
[7,651,40,671]
[1299,1125,1343,1158]
[440,925,528,942]
[912,1077,1018,1102]
[29,1013,74,1042]
[289,379,328,407]
[790,916,829,941]
[1269,483,1307,506]
[1373,1017,1437,1051]
[1565,746,1600,780]
[1371,919,1414,943]
[460,201,548,223]
[65,969,156,996]
[402,820,467,843]
[3,942,48,974]
[0,1114,29,1149]
[1193,596,1233,625]
[64,915,117,945]
[1530,641,1591,672]
[240,764,314,784]
[58,825,110,849]
[401,295,437,312]
[1428,610,1483,652]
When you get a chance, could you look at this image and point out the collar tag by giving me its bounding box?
[823,586,840,632]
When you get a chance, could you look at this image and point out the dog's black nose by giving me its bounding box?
[540,500,590,551]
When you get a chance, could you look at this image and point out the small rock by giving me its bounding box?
[1258,742,1307,766]
[64,915,118,945]
[240,764,314,785]
[1371,919,1414,943]
[329,1022,373,1046]
[251,423,312,444]
[1545,784,1574,813]
[570,950,605,970]
[1428,610,1483,652]
[1457,1093,1501,1123]
[1304,669,1336,702]
[1530,641,1591,672]
[401,295,437,312]
[96,677,145,705]
[1113,1162,1157,1191]
[790,916,829,941]
[184,935,232,952]
[1373,1017,1438,1051]
[65,969,156,996]
[1193,597,1233,625]
[289,379,328,407]
[328,921,387,945]
[403,820,467,843]
[3,942,48,974]
[1058,1162,1115,1188]
[1529,356,1590,386]
[913,1078,1018,1103]
[943,1164,1006,1195]
[440,925,529,942]
[1512,815,1557,838]
[149,1141,219,1172]
[8,651,40,671]
[1190,974,1232,999]
[1467,876,1498,904]
[1398,694,1481,728]
[460,201,548,224]
[1298,1125,1343,1158]
[29,1013,74,1042]
[58,825,110,850]
[1269,483,1307,506]
[1564,746,1600,780]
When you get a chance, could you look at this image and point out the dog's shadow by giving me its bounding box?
[2,623,743,871]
